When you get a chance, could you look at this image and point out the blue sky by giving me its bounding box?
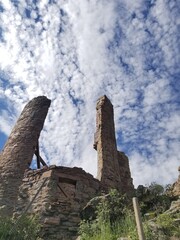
[0,0,179,186]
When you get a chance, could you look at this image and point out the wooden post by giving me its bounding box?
[34,153,47,166]
[133,197,145,240]
[36,141,41,169]
[34,141,47,168]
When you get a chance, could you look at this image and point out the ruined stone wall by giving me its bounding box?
[117,151,134,193]
[94,95,134,193]
[0,96,51,216]
[15,166,100,240]
[94,95,122,191]
[172,166,180,197]
[0,95,134,239]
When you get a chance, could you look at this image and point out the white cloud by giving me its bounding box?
[0,106,16,136]
[0,0,179,187]
[0,113,13,136]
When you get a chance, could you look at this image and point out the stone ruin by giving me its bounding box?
[94,96,133,193]
[171,166,180,197]
[0,96,51,217]
[0,95,134,240]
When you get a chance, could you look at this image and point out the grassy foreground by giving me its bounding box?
[79,188,180,240]
[0,215,40,240]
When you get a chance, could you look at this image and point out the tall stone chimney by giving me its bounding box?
[94,95,121,191]
[0,96,51,216]
[94,95,134,193]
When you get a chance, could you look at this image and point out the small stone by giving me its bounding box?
[22,178,29,182]
[44,216,60,225]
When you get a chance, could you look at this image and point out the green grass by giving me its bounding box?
[79,188,179,240]
[156,213,180,237]
[0,215,41,240]
[79,211,139,240]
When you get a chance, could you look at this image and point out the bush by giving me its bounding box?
[137,182,172,215]
[0,215,41,240]
[96,189,129,224]
[79,190,137,240]
[79,187,177,240]
[156,213,180,237]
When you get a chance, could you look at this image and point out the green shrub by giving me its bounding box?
[156,213,180,237]
[79,212,138,240]
[79,190,137,240]
[79,187,177,240]
[137,182,172,215]
[0,215,41,240]
[96,189,130,224]
[143,222,158,240]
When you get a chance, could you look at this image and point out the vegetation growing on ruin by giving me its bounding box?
[79,186,180,240]
[0,215,41,240]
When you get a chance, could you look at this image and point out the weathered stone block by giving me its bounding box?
[44,216,60,225]
[42,170,52,178]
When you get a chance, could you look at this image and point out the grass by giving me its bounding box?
[79,210,139,240]
[79,188,180,240]
[0,215,41,240]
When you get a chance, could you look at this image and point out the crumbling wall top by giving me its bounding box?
[96,95,113,110]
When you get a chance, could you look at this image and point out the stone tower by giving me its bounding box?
[0,96,51,216]
[94,95,133,193]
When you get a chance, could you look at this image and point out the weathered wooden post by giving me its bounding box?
[133,197,146,240]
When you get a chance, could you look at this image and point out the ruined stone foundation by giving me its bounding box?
[15,166,100,240]
[0,95,134,240]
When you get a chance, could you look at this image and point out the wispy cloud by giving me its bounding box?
[0,0,179,187]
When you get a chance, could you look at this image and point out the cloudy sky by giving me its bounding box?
[0,0,179,187]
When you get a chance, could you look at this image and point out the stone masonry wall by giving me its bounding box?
[94,95,134,193]
[15,166,100,240]
[117,151,134,193]
[172,166,180,197]
[94,95,121,191]
[0,95,134,240]
[0,96,51,217]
